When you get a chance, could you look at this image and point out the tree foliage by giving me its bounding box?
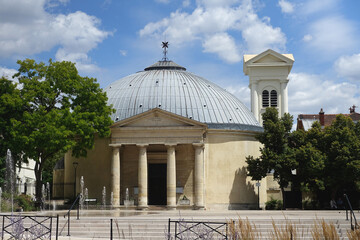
[246,107,294,207]
[247,108,360,208]
[1,59,114,203]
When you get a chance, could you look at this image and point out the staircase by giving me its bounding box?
[54,214,353,239]
[1,210,356,239]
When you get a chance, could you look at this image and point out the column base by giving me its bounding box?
[193,205,205,210]
[137,205,148,210]
[166,205,177,210]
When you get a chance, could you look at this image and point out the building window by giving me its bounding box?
[262,90,269,107]
[270,90,277,107]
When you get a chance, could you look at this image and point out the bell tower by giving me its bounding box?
[243,49,294,124]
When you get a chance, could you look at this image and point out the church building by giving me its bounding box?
[54,47,294,210]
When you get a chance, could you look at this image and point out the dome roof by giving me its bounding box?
[105,60,262,132]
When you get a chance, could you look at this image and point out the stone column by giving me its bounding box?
[166,144,177,209]
[193,143,205,209]
[251,82,259,121]
[110,145,121,207]
[137,144,148,209]
[280,81,288,116]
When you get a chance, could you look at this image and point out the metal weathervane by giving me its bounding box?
[162,41,169,61]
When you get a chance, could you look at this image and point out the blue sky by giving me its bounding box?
[1,0,360,123]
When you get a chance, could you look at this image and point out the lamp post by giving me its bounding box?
[73,162,78,198]
[256,181,261,210]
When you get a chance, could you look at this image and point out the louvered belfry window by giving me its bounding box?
[270,90,277,107]
[262,90,269,107]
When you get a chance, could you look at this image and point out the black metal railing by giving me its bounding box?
[168,218,229,239]
[59,194,81,236]
[344,194,359,231]
[1,214,59,240]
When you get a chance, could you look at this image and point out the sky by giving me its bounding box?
[1,0,360,126]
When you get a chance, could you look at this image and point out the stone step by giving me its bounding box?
[51,218,352,239]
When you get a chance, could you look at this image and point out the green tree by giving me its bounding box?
[0,77,25,190]
[246,107,295,208]
[288,127,325,198]
[321,115,360,198]
[6,59,114,204]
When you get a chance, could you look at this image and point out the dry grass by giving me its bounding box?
[347,227,360,240]
[311,219,339,240]
[269,219,305,240]
[228,218,261,239]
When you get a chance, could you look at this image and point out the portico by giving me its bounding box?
[109,108,207,209]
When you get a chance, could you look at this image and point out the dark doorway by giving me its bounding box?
[148,163,167,205]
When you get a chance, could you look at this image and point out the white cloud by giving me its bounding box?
[278,0,294,13]
[0,0,110,72]
[302,34,312,42]
[334,54,360,82]
[182,0,190,7]
[0,66,17,79]
[288,72,360,116]
[226,84,250,108]
[119,50,127,56]
[202,33,241,63]
[303,16,357,56]
[139,0,286,62]
[300,0,339,15]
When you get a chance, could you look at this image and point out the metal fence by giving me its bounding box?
[167,218,229,240]
[1,214,59,240]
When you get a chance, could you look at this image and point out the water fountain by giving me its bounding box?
[80,176,84,210]
[110,192,114,209]
[46,182,50,211]
[41,184,46,211]
[124,187,134,207]
[102,186,106,209]
[84,188,88,210]
[52,200,56,211]
[5,149,15,213]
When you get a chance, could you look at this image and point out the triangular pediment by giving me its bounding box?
[243,49,294,75]
[111,108,207,128]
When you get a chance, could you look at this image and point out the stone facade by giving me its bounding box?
[54,49,294,210]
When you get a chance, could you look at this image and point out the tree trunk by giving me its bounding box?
[34,161,43,208]
[281,187,286,210]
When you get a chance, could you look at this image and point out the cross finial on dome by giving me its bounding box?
[162,41,169,61]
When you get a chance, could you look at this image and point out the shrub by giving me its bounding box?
[302,199,320,210]
[265,198,283,210]
[15,194,35,211]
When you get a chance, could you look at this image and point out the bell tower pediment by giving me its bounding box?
[243,49,294,124]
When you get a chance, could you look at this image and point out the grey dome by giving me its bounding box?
[105,61,262,132]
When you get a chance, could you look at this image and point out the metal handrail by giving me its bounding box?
[344,194,358,231]
[59,194,81,236]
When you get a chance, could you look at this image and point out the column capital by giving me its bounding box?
[165,144,177,148]
[192,143,204,149]
[109,143,122,148]
[136,144,149,148]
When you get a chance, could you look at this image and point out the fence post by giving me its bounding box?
[77,199,80,220]
[67,212,70,236]
[110,219,113,240]
[168,218,171,240]
[2,215,4,240]
[56,215,59,240]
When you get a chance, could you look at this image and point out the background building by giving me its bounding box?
[297,106,360,131]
